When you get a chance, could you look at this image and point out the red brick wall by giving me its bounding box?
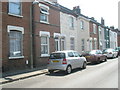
[2,2,31,71]
[118,34,120,47]
[89,21,99,50]
[33,3,60,67]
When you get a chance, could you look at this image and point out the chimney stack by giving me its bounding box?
[101,17,105,25]
[73,6,81,15]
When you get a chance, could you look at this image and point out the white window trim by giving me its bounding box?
[61,38,66,50]
[39,31,50,37]
[8,13,23,18]
[80,20,84,30]
[7,25,24,34]
[7,25,24,59]
[39,3,49,10]
[55,39,60,51]
[93,24,96,34]
[9,56,24,59]
[39,3,49,23]
[54,33,61,51]
[70,37,75,50]
[40,31,50,57]
[54,33,60,38]
[69,16,74,29]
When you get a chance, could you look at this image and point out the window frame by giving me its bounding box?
[69,16,74,29]
[8,0,22,17]
[55,39,60,51]
[61,38,65,51]
[7,25,24,59]
[40,31,50,57]
[80,20,84,30]
[93,24,97,34]
[70,37,75,50]
[81,39,85,51]
[40,36,49,57]
[40,4,49,24]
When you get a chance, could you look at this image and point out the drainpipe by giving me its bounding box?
[30,0,39,69]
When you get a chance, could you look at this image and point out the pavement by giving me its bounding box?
[0,67,48,84]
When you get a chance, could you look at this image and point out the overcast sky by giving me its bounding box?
[58,0,119,28]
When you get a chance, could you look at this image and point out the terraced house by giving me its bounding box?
[1,1,32,71]
[1,0,119,73]
[75,6,90,53]
[89,17,99,50]
[32,0,60,67]
[59,5,78,52]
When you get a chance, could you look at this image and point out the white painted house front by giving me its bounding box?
[77,16,90,53]
[60,11,78,51]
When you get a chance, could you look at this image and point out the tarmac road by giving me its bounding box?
[1,58,118,88]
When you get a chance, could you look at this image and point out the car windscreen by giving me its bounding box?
[103,49,113,52]
[89,50,96,54]
[50,53,65,59]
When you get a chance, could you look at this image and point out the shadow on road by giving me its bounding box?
[45,68,84,77]
[87,61,106,66]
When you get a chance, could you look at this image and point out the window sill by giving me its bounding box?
[40,21,49,25]
[40,54,50,57]
[9,56,24,59]
[8,13,23,18]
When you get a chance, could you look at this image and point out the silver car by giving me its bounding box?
[47,50,87,74]
[103,48,118,58]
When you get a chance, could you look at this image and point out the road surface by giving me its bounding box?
[1,58,118,88]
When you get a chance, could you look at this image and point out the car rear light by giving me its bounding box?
[109,52,112,54]
[48,59,50,64]
[62,58,67,64]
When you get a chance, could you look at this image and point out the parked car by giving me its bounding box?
[103,48,118,58]
[115,47,120,57]
[47,50,87,74]
[82,50,107,63]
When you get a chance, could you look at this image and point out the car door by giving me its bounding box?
[98,50,104,60]
[67,52,76,69]
[73,52,82,68]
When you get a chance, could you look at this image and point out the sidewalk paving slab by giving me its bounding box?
[0,69,48,84]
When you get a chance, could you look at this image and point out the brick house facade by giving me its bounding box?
[2,2,32,72]
[89,18,99,50]
[32,2,60,67]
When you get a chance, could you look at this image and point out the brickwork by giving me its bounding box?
[33,2,60,67]
[89,21,99,50]
[2,2,31,72]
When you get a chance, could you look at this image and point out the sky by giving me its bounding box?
[58,0,119,28]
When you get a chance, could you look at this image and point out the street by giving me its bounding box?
[1,58,118,88]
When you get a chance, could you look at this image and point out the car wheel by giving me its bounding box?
[48,70,54,74]
[66,65,72,74]
[112,55,114,59]
[104,58,107,62]
[82,62,86,69]
[97,58,100,64]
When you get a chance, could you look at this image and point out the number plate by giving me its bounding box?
[85,56,91,58]
[53,60,59,62]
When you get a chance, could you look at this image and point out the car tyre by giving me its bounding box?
[82,62,86,69]
[104,57,107,62]
[66,65,72,74]
[97,58,100,64]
